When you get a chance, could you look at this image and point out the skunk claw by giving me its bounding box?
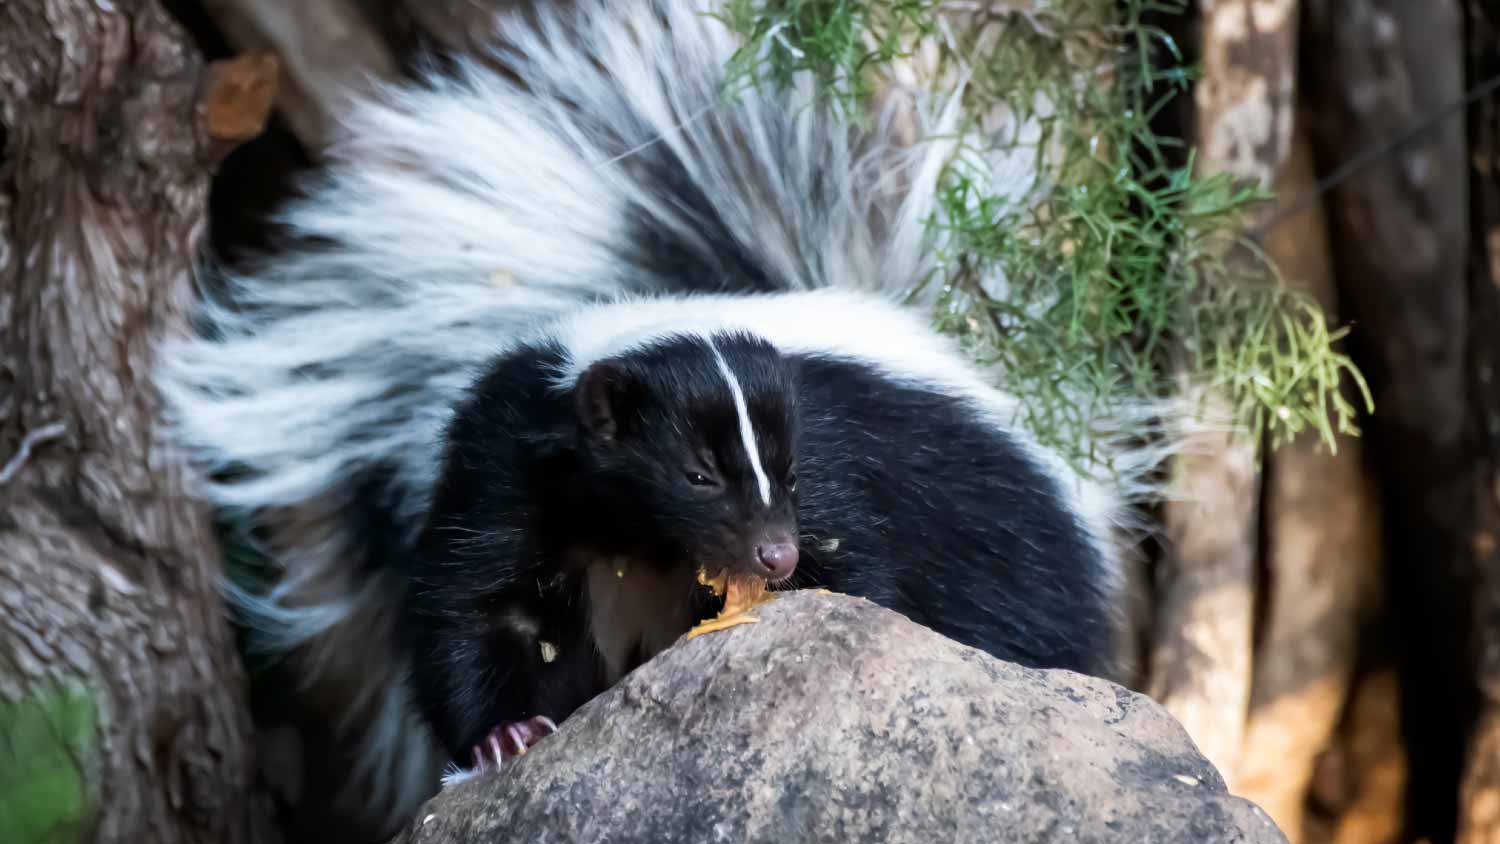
[487,732,505,768]
[505,724,528,756]
[465,715,559,774]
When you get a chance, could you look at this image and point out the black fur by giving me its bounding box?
[403,334,802,756]
[789,355,1112,672]
[401,332,1112,762]
[619,149,781,295]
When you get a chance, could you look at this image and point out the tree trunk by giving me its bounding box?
[1146,0,1299,784]
[0,2,278,842]
[1309,666,1409,844]
[1234,123,1380,843]
[1302,1,1472,840]
[1460,2,1500,840]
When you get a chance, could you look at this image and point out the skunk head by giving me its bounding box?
[573,331,801,583]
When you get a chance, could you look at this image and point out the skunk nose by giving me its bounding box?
[755,542,799,580]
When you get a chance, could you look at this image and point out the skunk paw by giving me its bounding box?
[468,715,559,772]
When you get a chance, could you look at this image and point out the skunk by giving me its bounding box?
[155,0,1166,835]
[406,290,1136,778]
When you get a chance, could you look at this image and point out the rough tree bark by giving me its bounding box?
[1234,124,1380,843]
[0,2,278,842]
[1460,2,1500,840]
[1146,0,1298,785]
[1302,1,1472,840]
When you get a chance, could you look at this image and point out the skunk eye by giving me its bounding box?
[685,472,716,487]
[786,472,798,491]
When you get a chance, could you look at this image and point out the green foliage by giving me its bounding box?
[715,0,937,114]
[0,684,98,843]
[717,0,1372,459]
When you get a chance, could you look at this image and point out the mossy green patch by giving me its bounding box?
[0,684,98,844]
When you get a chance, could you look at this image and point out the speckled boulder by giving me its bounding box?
[393,591,1285,844]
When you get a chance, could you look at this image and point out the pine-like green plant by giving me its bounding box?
[716,0,1371,463]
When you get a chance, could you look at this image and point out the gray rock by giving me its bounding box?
[393,591,1286,844]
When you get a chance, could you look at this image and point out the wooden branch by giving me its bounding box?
[1461,706,1500,844]
[1303,1,1472,838]
[1232,125,1381,843]
[1147,405,1259,782]
[0,1,276,841]
[1146,0,1300,784]
[1309,667,1410,844]
[200,0,399,151]
[198,54,280,161]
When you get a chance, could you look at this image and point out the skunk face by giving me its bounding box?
[573,331,801,581]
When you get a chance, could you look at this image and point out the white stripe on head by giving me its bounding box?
[708,338,772,507]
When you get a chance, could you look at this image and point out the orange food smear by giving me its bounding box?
[687,568,777,639]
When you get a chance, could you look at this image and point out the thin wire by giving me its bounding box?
[1250,69,1500,240]
[598,101,721,168]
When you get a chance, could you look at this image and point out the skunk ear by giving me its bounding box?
[574,361,626,440]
